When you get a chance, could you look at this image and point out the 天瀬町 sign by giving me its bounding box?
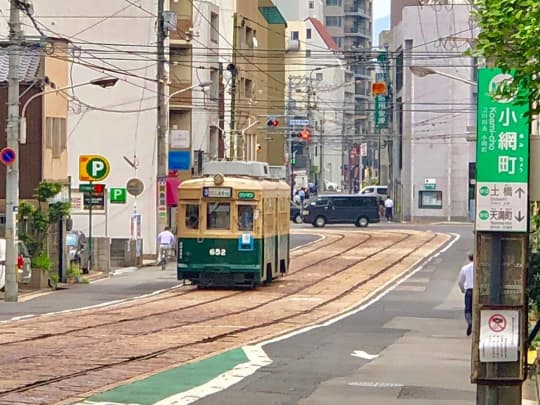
[475,68,529,232]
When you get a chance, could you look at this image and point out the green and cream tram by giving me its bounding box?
[177,162,290,288]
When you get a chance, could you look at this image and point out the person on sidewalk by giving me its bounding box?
[157,226,176,264]
[458,252,475,336]
[384,196,394,222]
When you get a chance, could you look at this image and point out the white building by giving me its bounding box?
[0,0,161,254]
[283,15,355,191]
[390,3,477,220]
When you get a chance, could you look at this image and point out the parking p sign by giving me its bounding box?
[79,155,110,181]
[110,188,127,204]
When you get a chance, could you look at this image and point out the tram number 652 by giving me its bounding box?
[209,248,227,256]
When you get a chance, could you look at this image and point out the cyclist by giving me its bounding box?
[157,226,176,269]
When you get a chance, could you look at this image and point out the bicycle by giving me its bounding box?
[159,245,171,271]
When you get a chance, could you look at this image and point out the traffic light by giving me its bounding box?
[299,129,311,141]
[267,118,279,127]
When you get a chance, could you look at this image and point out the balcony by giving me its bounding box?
[287,39,301,52]
[344,26,371,37]
[170,15,193,45]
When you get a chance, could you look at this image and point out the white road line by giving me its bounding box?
[351,350,379,360]
[153,345,272,405]
[152,232,461,404]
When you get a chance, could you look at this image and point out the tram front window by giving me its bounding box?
[185,204,199,229]
[237,205,254,231]
[207,202,230,229]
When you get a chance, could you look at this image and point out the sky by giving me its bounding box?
[374,0,391,20]
[373,0,391,45]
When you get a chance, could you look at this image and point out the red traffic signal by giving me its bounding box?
[267,118,279,127]
[93,184,105,193]
[299,129,311,140]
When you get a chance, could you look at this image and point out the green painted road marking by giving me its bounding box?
[81,348,248,405]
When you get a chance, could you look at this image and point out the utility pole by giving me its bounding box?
[4,0,22,302]
[156,0,167,237]
[229,13,238,159]
[286,75,293,195]
[218,62,225,159]
[318,111,324,194]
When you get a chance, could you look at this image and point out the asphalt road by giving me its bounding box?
[0,233,320,321]
[194,224,476,405]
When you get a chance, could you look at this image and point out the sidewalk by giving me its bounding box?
[2,259,157,302]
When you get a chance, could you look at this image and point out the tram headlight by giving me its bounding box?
[302,210,310,216]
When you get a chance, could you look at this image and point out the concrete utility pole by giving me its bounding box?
[286,75,293,194]
[318,111,324,194]
[156,0,167,235]
[4,0,22,302]
[229,13,238,159]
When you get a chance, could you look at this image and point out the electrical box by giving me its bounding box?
[163,11,177,32]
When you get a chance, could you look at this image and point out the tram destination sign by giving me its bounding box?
[475,68,529,232]
[238,191,255,200]
[203,187,232,198]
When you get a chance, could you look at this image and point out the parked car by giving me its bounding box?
[302,194,380,227]
[359,185,388,199]
[0,239,32,291]
[66,230,89,274]
[290,202,303,224]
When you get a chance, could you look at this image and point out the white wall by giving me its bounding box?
[394,4,477,220]
[1,0,159,253]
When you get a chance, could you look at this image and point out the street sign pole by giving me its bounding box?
[473,68,529,404]
[88,181,93,272]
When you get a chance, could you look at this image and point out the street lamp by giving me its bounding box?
[20,77,119,143]
[3,77,118,302]
[167,80,213,102]
[409,66,477,86]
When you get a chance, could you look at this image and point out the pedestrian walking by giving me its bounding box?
[384,196,394,222]
[458,252,474,336]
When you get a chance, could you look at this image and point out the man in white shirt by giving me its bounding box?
[157,226,176,265]
[458,252,474,336]
[384,196,394,222]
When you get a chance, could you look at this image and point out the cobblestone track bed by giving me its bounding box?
[0,232,372,346]
[0,230,450,405]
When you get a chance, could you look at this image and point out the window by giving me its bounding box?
[311,198,329,206]
[237,205,254,231]
[326,0,342,5]
[309,1,314,8]
[46,117,66,159]
[333,36,342,48]
[325,16,342,27]
[306,49,311,57]
[209,68,218,100]
[332,197,351,208]
[185,204,199,229]
[419,191,443,209]
[291,31,299,41]
[306,28,311,39]
[316,72,323,81]
[210,12,219,43]
[244,78,253,98]
[207,202,230,229]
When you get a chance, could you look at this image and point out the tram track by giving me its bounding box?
[0,230,448,404]
[0,231,368,345]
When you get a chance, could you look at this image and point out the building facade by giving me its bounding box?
[324,0,372,138]
[390,3,477,220]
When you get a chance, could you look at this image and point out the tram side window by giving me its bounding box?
[237,205,254,231]
[185,204,199,229]
[207,202,231,229]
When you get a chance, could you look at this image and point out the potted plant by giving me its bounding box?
[66,264,81,284]
[30,251,54,290]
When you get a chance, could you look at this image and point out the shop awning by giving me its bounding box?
[166,176,181,206]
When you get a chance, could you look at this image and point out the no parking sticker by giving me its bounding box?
[480,309,519,363]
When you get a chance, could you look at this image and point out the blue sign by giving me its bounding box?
[0,147,16,166]
[168,151,191,170]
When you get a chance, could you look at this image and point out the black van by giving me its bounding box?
[302,194,380,227]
